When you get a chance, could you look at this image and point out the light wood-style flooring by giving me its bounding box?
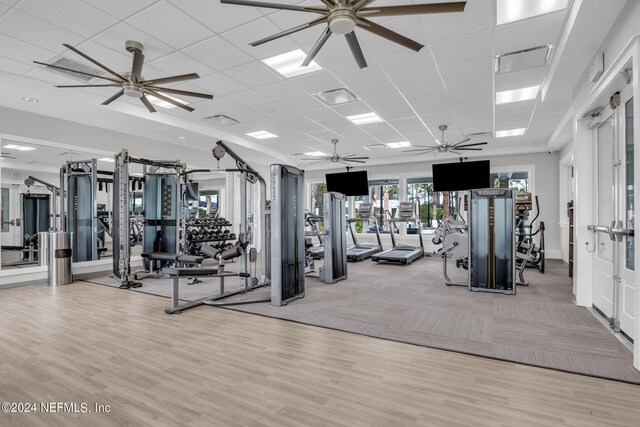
[0,282,639,426]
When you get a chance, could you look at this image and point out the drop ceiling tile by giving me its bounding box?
[495,99,537,115]
[255,80,306,101]
[290,70,342,94]
[0,54,32,74]
[349,78,399,101]
[222,17,298,60]
[251,101,294,117]
[191,72,247,96]
[330,101,370,117]
[148,51,215,79]
[494,11,565,55]
[82,0,157,19]
[92,23,173,61]
[196,97,243,116]
[329,62,387,87]
[363,94,407,112]
[74,40,132,74]
[447,78,493,101]
[0,34,56,66]
[431,30,492,66]
[440,57,493,85]
[390,71,441,94]
[17,0,118,38]
[0,3,8,16]
[126,2,214,50]
[0,9,82,53]
[224,61,282,87]
[309,34,358,69]
[494,68,547,92]
[167,0,263,33]
[303,107,342,122]
[384,109,421,122]
[225,89,272,108]
[266,9,325,47]
[280,94,325,112]
[418,0,491,43]
[183,36,253,72]
[315,117,353,130]
[377,49,435,78]
[24,66,89,85]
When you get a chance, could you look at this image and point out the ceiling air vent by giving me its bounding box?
[362,144,388,151]
[44,57,105,82]
[314,88,358,106]
[495,45,552,74]
[204,114,239,127]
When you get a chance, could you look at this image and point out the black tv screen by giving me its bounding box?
[325,170,369,196]
[432,160,490,192]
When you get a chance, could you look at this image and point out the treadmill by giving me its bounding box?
[346,202,383,261]
[372,202,424,265]
[305,211,325,259]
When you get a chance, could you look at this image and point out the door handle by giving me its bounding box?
[1,219,15,226]
[587,225,610,233]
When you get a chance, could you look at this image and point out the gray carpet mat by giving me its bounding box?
[85,258,640,384]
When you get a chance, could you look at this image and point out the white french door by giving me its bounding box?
[1,184,22,248]
[592,87,635,337]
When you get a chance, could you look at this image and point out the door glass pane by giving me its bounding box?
[1,188,9,232]
[625,98,634,270]
[597,119,614,262]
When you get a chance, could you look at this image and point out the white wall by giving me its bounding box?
[304,151,562,258]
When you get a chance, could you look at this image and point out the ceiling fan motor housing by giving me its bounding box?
[123,83,144,98]
[328,8,357,35]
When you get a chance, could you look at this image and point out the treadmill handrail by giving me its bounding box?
[347,214,383,249]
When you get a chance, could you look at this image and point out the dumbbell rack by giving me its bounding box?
[184,217,236,257]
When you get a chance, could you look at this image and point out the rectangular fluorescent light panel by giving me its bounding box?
[496,128,526,138]
[246,131,278,140]
[496,45,551,74]
[99,157,115,162]
[314,88,358,106]
[497,0,568,25]
[496,86,540,104]
[262,49,322,78]
[347,112,383,125]
[385,141,411,149]
[146,93,188,109]
[303,151,328,156]
[3,144,36,151]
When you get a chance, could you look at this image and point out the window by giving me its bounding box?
[309,183,327,217]
[490,171,529,192]
[355,179,399,233]
[199,190,219,217]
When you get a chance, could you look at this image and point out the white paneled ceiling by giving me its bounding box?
[0,0,626,170]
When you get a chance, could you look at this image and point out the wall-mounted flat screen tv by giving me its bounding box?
[325,170,369,196]
[432,160,490,192]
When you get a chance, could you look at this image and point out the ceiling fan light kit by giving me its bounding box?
[220,0,467,69]
[35,40,213,113]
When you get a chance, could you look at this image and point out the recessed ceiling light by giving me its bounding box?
[496,128,526,138]
[385,141,412,149]
[99,157,115,162]
[22,97,39,103]
[347,112,384,125]
[246,131,278,140]
[314,88,358,106]
[303,151,329,156]
[497,0,568,26]
[496,45,551,74]
[146,93,188,109]
[496,86,540,104]
[205,114,239,127]
[3,144,36,151]
[262,49,322,78]
[177,136,187,140]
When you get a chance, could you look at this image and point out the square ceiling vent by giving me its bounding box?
[362,143,388,151]
[204,114,239,127]
[44,57,105,82]
[496,45,552,74]
[314,88,358,106]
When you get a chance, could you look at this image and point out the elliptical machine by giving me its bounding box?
[515,192,545,274]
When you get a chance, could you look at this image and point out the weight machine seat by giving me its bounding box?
[177,255,204,264]
[164,267,220,277]
[141,252,203,265]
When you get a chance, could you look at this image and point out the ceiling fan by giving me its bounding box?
[302,139,369,164]
[34,40,213,113]
[403,125,488,155]
[220,0,466,69]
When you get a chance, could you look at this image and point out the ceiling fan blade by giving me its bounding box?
[131,50,145,83]
[145,86,213,99]
[344,31,367,69]
[319,0,335,7]
[343,159,367,164]
[56,84,120,88]
[220,0,326,14]
[343,157,369,160]
[34,61,122,83]
[455,142,488,148]
[140,94,157,113]
[143,73,200,86]
[358,2,466,17]
[450,138,471,147]
[456,147,484,151]
[403,147,436,152]
[341,153,357,158]
[63,43,126,81]
[250,16,328,47]
[101,89,124,106]
[356,18,424,52]
[145,89,195,112]
[302,27,332,66]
